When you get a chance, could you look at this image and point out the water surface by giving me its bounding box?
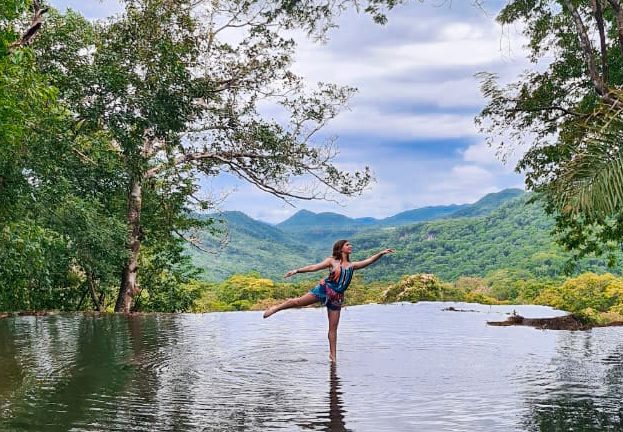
[1,303,623,431]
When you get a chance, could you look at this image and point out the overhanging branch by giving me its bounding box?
[9,0,49,52]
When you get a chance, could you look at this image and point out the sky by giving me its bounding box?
[49,0,531,223]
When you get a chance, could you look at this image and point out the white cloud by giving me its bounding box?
[462,141,506,166]
[48,0,532,222]
[356,77,486,108]
[327,107,479,139]
[438,22,487,41]
[431,164,495,196]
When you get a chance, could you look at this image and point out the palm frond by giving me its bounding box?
[552,98,623,219]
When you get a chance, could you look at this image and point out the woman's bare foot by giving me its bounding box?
[263,306,278,319]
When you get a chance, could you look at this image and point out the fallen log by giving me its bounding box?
[487,313,590,331]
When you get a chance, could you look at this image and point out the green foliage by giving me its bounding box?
[8,1,623,317]
[276,189,524,250]
[218,274,275,305]
[478,0,623,261]
[193,273,305,312]
[0,221,75,311]
[351,195,620,282]
[133,239,203,313]
[0,44,64,222]
[0,4,130,312]
[1,0,410,313]
[484,268,537,301]
[29,0,379,311]
[534,272,623,312]
[462,292,501,306]
[189,212,319,281]
[0,0,30,55]
[343,274,386,305]
[381,274,453,303]
[512,279,557,304]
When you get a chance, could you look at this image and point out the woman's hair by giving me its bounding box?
[332,239,349,261]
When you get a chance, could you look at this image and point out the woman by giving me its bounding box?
[263,240,394,363]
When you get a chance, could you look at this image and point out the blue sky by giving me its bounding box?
[49,0,529,223]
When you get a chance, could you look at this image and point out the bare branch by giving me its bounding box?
[224,158,334,204]
[172,228,210,253]
[563,0,610,98]
[9,0,49,52]
[212,2,270,36]
[71,147,97,165]
[144,150,279,179]
[591,0,609,84]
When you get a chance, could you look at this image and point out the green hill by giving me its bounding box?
[275,189,524,247]
[275,210,373,247]
[188,189,618,282]
[188,211,318,281]
[450,188,524,218]
[277,210,375,231]
[378,204,468,227]
[348,194,618,281]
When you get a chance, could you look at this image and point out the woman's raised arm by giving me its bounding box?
[352,249,394,270]
[284,257,333,278]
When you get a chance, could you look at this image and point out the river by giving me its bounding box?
[1,302,623,431]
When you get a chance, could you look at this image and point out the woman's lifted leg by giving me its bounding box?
[263,293,318,318]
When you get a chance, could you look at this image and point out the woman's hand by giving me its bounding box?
[284,269,298,278]
[352,248,395,270]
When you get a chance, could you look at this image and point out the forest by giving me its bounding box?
[5,0,623,327]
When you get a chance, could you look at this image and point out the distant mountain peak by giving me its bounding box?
[276,188,525,230]
[277,209,359,230]
[450,188,525,218]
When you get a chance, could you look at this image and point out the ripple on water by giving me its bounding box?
[2,304,623,431]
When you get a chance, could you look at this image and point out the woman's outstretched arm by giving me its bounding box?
[352,249,394,270]
[284,257,333,278]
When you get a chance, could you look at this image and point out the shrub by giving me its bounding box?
[382,274,447,303]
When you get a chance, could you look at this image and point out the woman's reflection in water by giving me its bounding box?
[326,363,350,432]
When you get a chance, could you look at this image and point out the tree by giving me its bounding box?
[1,2,132,311]
[33,0,382,312]
[477,0,623,261]
[1,0,52,220]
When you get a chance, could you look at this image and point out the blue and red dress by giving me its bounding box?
[310,264,354,311]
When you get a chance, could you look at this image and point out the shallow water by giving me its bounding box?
[1,303,623,431]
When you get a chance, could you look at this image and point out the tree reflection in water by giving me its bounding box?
[0,319,24,419]
[523,334,623,431]
[524,397,623,431]
[0,314,183,431]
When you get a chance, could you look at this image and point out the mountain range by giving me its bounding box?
[188,188,617,282]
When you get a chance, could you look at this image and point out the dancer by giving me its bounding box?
[263,239,394,363]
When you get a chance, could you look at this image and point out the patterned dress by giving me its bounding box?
[310,264,354,311]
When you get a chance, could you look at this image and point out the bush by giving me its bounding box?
[551,273,621,312]
[463,292,501,305]
[382,274,449,303]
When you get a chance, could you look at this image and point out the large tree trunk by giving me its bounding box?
[115,177,143,313]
